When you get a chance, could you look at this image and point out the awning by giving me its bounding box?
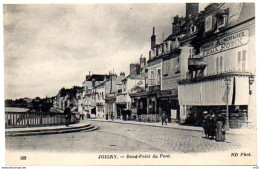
[178,76,249,106]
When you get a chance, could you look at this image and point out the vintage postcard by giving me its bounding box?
[2,2,257,167]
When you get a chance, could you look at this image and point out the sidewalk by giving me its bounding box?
[89,118,256,135]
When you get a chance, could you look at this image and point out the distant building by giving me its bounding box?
[82,74,115,118]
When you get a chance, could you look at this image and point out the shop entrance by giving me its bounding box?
[116,104,126,119]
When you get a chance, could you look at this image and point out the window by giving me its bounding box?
[238,50,247,71]
[157,69,161,84]
[205,15,213,32]
[216,57,219,73]
[216,56,223,73]
[217,14,228,29]
[219,56,223,72]
[242,50,247,71]
[164,61,170,76]
[150,71,155,85]
[167,41,172,52]
[189,48,194,58]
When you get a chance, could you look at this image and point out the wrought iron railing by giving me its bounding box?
[136,114,160,123]
[5,112,80,128]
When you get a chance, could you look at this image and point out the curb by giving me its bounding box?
[89,119,254,135]
[6,123,91,133]
[6,123,98,136]
[89,119,203,132]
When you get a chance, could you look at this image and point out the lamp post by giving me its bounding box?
[248,74,255,128]
[249,74,255,95]
[224,77,231,131]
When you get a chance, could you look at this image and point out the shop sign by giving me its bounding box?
[129,80,145,93]
[160,89,177,96]
[200,30,249,57]
[148,85,160,93]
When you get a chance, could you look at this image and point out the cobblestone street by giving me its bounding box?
[6,120,254,153]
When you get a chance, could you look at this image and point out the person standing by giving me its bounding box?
[64,104,72,127]
[202,111,210,138]
[161,111,167,125]
[110,112,114,121]
[215,113,226,142]
[208,113,217,139]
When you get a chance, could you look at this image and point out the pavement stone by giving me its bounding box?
[6,120,255,153]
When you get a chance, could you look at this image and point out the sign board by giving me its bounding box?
[171,109,177,119]
[129,80,145,93]
[200,30,249,57]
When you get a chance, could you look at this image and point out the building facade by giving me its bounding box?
[178,3,255,128]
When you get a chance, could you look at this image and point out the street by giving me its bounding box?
[6,120,253,153]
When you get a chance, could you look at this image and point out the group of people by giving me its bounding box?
[106,113,114,120]
[202,111,226,141]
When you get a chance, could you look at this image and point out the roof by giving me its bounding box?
[86,74,115,81]
[5,107,30,113]
[116,76,125,85]
[122,74,144,81]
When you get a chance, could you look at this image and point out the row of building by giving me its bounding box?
[53,3,256,129]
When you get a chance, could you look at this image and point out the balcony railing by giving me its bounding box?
[188,57,207,71]
[5,112,79,128]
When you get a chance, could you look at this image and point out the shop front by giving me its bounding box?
[157,89,179,123]
[129,92,149,121]
[178,74,252,128]
[116,94,127,119]
[105,93,116,119]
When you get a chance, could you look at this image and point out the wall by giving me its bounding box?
[148,62,162,86]
[201,28,251,75]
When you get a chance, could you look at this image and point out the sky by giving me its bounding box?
[4,3,208,99]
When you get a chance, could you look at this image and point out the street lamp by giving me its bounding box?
[39,104,42,113]
[224,77,231,131]
[249,75,255,95]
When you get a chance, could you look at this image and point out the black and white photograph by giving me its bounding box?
[2,1,257,166]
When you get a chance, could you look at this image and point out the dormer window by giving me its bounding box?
[189,48,194,58]
[190,25,197,34]
[167,41,172,52]
[163,43,168,54]
[216,8,229,29]
[217,15,228,28]
[158,45,163,56]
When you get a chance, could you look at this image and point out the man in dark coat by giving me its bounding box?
[161,111,167,125]
[64,104,72,127]
[202,111,210,138]
[208,113,217,139]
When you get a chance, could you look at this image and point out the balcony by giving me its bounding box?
[188,57,207,71]
[96,102,104,106]
[106,93,116,99]
[148,85,161,94]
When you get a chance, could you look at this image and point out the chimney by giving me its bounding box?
[151,27,156,49]
[120,72,125,77]
[172,15,181,35]
[140,54,146,67]
[186,3,199,19]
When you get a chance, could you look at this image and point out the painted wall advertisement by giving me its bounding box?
[200,29,249,57]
